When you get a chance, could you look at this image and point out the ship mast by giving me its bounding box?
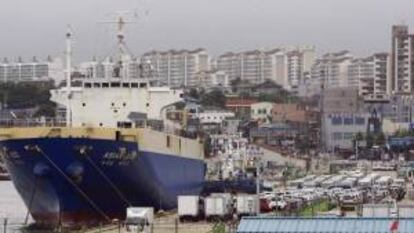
[116,15,127,63]
[66,26,73,127]
[101,11,137,79]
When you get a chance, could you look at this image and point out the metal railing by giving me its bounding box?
[0,118,66,128]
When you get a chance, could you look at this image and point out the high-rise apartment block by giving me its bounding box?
[0,56,64,84]
[307,51,390,101]
[391,25,414,94]
[310,50,353,90]
[348,53,391,100]
[215,46,315,91]
[141,48,210,88]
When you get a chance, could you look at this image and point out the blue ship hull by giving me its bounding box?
[0,137,205,226]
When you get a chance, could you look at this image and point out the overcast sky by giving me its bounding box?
[1,0,413,63]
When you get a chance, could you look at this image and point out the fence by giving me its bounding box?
[1,217,238,233]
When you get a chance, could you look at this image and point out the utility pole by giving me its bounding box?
[65,26,73,127]
[256,157,260,215]
[319,81,325,154]
[249,145,263,215]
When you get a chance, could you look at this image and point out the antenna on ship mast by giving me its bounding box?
[100,11,138,79]
[66,25,73,127]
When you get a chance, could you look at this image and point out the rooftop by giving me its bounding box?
[237,217,414,233]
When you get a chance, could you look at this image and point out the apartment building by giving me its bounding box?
[0,56,64,84]
[348,53,391,101]
[80,57,115,79]
[195,70,229,90]
[141,48,210,88]
[216,46,315,90]
[391,25,414,94]
[310,50,353,91]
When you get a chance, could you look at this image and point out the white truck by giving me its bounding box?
[236,194,257,217]
[204,194,233,220]
[178,195,202,221]
[124,207,154,233]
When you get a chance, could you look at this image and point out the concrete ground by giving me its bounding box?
[85,213,215,233]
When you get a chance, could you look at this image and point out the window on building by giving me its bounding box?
[343,133,354,140]
[355,117,365,125]
[343,117,354,125]
[331,117,342,125]
[110,82,120,87]
[333,132,342,140]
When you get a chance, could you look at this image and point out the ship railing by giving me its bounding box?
[0,118,66,128]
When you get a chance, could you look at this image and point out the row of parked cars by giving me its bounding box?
[265,172,408,212]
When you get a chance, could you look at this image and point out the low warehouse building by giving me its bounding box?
[237,217,414,233]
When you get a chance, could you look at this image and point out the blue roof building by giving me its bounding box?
[237,217,414,233]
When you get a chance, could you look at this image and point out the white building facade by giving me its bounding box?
[0,56,64,84]
[194,110,235,124]
[140,48,211,88]
[348,53,391,101]
[250,102,274,124]
[310,50,353,92]
[195,70,229,90]
[391,25,414,94]
[216,46,315,90]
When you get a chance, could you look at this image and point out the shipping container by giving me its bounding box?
[204,194,232,220]
[178,195,203,221]
[236,194,257,216]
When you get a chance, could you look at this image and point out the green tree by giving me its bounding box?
[230,77,242,93]
[212,222,226,233]
[365,132,374,148]
[375,132,386,145]
[200,88,226,108]
[0,81,56,117]
[187,88,200,100]
[354,132,364,142]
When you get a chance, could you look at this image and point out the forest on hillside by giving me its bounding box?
[0,81,56,117]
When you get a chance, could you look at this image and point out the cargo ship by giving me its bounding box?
[0,15,205,227]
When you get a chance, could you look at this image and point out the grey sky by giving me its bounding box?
[0,0,413,63]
